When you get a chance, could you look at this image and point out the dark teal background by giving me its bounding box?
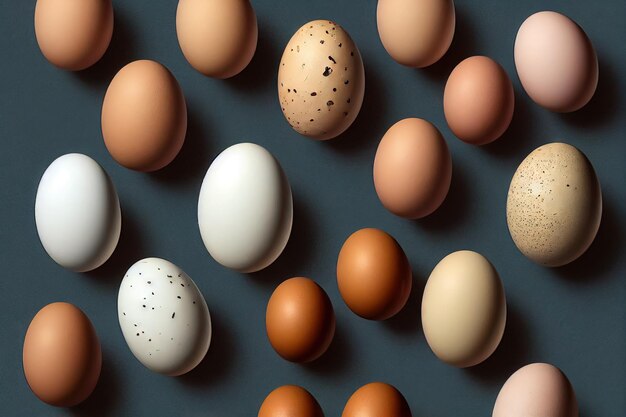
[1,0,624,415]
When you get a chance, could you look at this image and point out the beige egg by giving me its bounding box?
[422,250,506,368]
[507,143,602,267]
[278,20,365,140]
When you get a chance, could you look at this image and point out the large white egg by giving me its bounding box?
[118,258,211,376]
[198,143,293,272]
[35,153,121,272]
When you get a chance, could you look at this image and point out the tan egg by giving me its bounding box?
[507,143,602,267]
[258,385,324,417]
[373,118,452,219]
[266,277,335,363]
[444,56,514,145]
[342,382,412,417]
[337,228,412,320]
[422,250,506,368]
[34,0,113,71]
[278,20,365,140]
[377,0,455,68]
[101,60,187,172]
[23,302,101,407]
[176,0,257,79]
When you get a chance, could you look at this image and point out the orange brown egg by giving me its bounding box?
[342,382,412,417]
[258,385,324,417]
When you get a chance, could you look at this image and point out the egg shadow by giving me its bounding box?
[70,351,121,417]
[302,320,353,376]
[382,270,425,337]
[483,92,535,160]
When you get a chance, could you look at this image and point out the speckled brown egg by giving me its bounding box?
[278,20,365,140]
[258,385,324,417]
[507,143,602,267]
[342,382,412,417]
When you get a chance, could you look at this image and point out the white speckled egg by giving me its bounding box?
[35,153,121,272]
[118,258,211,376]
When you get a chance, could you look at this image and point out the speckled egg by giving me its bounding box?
[118,258,211,376]
[278,20,365,140]
[507,143,602,267]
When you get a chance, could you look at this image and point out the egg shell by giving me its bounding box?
[421,250,506,367]
[35,153,121,272]
[102,60,187,172]
[117,258,211,376]
[34,0,113,70]
[198,143,293,273]
[377,0,455,68]
[176,0,257,78]
[506,142,602,267]
[23,302,101,407]
[514,11,598,112]
[278,20,365,140]
[493,363,578,417]
[373,118,452,218]
[342,382,412,417]
[258,385,324,417]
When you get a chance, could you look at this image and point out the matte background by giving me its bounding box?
[1,0,624,415]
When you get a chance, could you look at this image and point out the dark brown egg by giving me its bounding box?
[342,382,412,417]
[258,385,324,417]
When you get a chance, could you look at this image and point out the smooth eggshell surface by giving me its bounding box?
[258,385,324,417]
[342,382,412,417]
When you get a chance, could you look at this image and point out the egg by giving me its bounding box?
[117,258,211,376]
[23,302,101,407]
[34,0,113,70]
[266,277,335,363]
[507,143,602,267]
[198,143,293,272]
[373,118,452,218]
[176,0,257,78]
[258,385,324,417]
[101,60,187,172]
[35,153,121,272]
[514,11,598,112]
[278,20,365,140]
[336,228,412,320]
[493,363,578,417]
[342,382,412,417]
[422,250,506,367]
[377,0,455,68]
[443,56,514,145]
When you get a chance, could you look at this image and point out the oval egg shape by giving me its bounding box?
[259,385,324,417]
[342,382,412,417]
[198,143,293,273]
[35,153,121,272]
[118,257,211,376]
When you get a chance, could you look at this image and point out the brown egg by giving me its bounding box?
[266,277,335,363]
[342,382,412,417]
[23,302,101,407]
[176,0,258,79]
[258,385,324,417]
[101,60,187,172]
[444,56,514,145]
[373,118,452,219]
[337,228,412,320]
[34,0,113,71]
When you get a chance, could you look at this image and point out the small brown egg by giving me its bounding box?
[444,56,514,145]
[373,118,452,219]
[34,0,113,71]
[258,385,324,417]
[342,382,412,417]
[337,228,412,320]
[266,277,335,363]
[101,60,187,172]
[23,302,101,407]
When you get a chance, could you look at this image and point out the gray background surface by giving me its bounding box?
[1,0,624,416]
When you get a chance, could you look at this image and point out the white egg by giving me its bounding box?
[35,153,121,272]
[198,143,293,272]
[117,258,211,376]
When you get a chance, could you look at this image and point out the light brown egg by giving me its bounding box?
[373,118,452,219]
[337,228,412,320]
[101,60,187,172]
[507,143,602,267]
[34,0,113,71]
[23,302,101,407]
[258,385,324,417]
[278,20,365,140]
[176,0,257,79]
[444,56,514,145]
[342,382,412,417]
[266,277,335,363]
[377,0,455,68]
